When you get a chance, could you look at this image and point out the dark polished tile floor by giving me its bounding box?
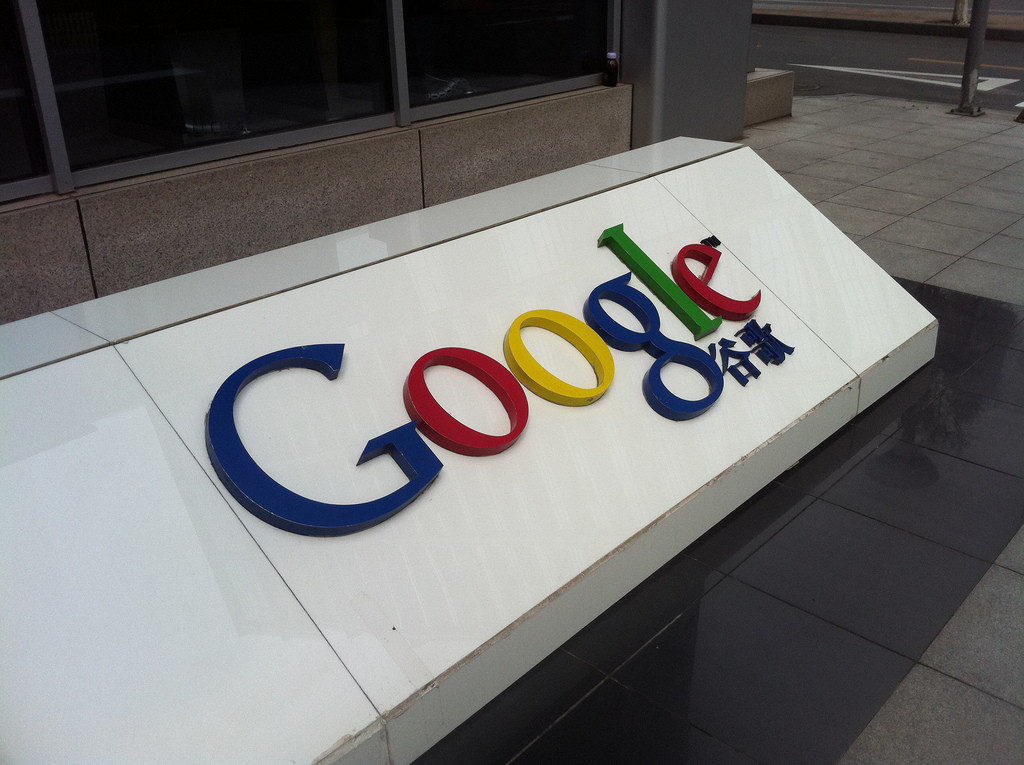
[413,282,1024,765]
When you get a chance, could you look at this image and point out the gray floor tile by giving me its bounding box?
[967,235,1024,269]
[927,258,1024,307]
[975,163,1024,194]
[981,130,1024,149]
[766,139,850,162]
[798,130,877,149]
[997,526,1024,575]
[815,202,902,236]
[793,107,870,129]
[740,129,797,150]
[1002,218,1024,239]
[856,237,957,282]
[830,186,932,215]
[912,200,1022,233]
[946,184,1024,215]
[895,157,994,184]
[866,169,970,198]
[957,140,1024,161]
[859,116,936,134]
[838,666,1024,765]
[873,218,992,256]
[833,122,909,140]
[795,159,888,184]
[751,118,824,137]
[930,148,1021,172]
[782,173,856,203]
[831,149,920,172]
[922,566,1024,708]
[868,136,966,160]
[754,147,816,174]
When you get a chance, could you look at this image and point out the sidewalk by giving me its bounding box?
[412,95,1024,764]
[741,94,1024,306]
[752,2,1024,41]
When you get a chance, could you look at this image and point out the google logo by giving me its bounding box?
[206,225,762,537]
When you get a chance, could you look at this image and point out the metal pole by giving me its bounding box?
[953,0,990,117]
[13,0,74,193]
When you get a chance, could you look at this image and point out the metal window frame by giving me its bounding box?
[1,0,617,205]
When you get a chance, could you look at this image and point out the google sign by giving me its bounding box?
[206,224,778,537]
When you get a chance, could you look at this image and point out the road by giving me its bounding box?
[751,24,1024,111]
[753,1,1024,17]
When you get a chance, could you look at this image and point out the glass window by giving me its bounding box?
[38,0,392,170]
[403,1,606,108]
[1,0,47,183]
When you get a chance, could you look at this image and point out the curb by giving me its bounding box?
[751,13,1024,43]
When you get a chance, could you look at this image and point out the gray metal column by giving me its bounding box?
[622,0,753,147]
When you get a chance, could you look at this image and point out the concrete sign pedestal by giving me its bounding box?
[0,143,935,765]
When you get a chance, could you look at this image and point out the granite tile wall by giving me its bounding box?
[78,130,423,296]
[0,199,94,323]
[419,85,633,206]
[1,86,633,321]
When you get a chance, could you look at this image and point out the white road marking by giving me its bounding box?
[789,64,1019,91]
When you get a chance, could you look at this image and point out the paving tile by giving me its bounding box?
[927,257,1024,306]
[975,164,1024,194]
[825,439,1024,561]
[1002,217,1024,239]
[966,235,1024,269]
[865,168,971,198]
[893,156,994,184]
[829,186,932,215]
[831,149,920,172]
[946,184,1024,215]
[782,172,856,203]
[922,565,1024,709]
[815,201,902,236]
[851,367,944,438]
[912,200,1022,233]
[615,579,912,765]
[562,554,721,674]
[857,237,958,282]
[777,425,888,496]
[929,147,1022,172]
[797,130,877,149]
[738,129,792,150]
[981,129,1024,149]
[733,500,988,658]
[833,122,910,140]
[872,218,992,256]
[896,388,1024,479]
[858,117,935,134]
[512,679,757,765]
[751,118,825,137]
[912,281,1024,335]
[1003,319,1024,351]
[867,136,964,160]
[838,665,1024,765]
[795,159,888,184]
[766,138,850,161]
[685,483,815,575]
[793,107,872,129]
[791,98,837,116]
[997,526,1024,575]
[415,648,603,765]
[952,344,1024,408]
[755,147,816,174]
[955,139,1024,161]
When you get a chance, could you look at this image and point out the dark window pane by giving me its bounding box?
[1,0,47,182]
[38,0,392,170]
[404,1,606,108]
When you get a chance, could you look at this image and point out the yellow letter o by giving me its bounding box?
[503,310,614,406]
